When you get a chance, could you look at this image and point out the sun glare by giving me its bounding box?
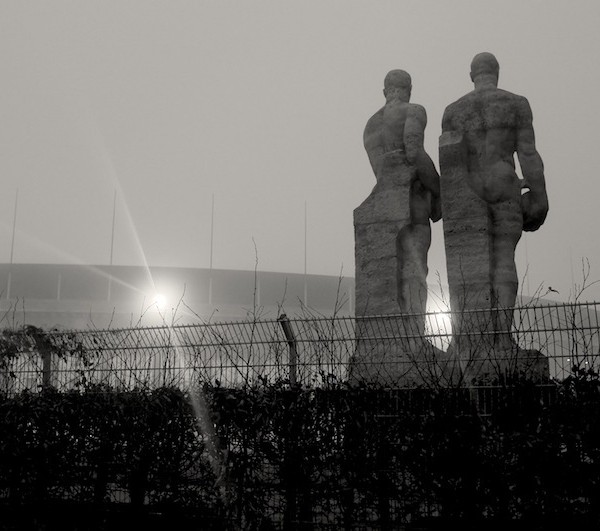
[152,293,168,311]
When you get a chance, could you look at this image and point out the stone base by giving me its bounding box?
[348,337,462,388]
[459,348,550,385]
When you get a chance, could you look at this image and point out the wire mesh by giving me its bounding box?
[0,302,599,394]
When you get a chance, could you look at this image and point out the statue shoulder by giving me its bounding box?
[407,103,427,124]
[363,107,384,153]
[493,89,533,126]
[364,108,384,139]
[494,89,531,109]
[442,92,473,131]
[442,99,461,131]
[496,88,526,101]
[513,93,534,125]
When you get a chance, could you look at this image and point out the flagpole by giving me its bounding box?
[210,193,214,270]
[110,189,117,266]
[9,189,18,265]
[208,193,214,305]
[108,189,116,300]
[7,189,18,300]
[303,200,308,306]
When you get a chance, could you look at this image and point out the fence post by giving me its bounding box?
[26,326,54,390]
[41,347,53,389]
[278,314,298,386]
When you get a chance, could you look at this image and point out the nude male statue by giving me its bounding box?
[440,53,549,378]
[352,70,453,385]
[442,52,548,311]
[362,69,441,316]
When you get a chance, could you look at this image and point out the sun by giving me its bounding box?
[152,293,168,311]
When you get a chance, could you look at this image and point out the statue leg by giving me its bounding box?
[488,198,549,381]
[490,199,522,342]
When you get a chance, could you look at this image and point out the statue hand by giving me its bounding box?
[521,190,548,232]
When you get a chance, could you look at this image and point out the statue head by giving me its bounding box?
[383,70,412,102]
[470,52,499,86]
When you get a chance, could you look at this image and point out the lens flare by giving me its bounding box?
[152,293,168,311]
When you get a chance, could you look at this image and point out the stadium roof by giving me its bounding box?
[0,263,355,329]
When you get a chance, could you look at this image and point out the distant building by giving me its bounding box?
[0,263,355,330]
[0,264,596,383]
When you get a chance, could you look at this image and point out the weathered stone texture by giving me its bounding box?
[350,68,457,386]
[350,158,454,387]
[354,154,413,317]
[351,157,460,386]
[439,53,550,383]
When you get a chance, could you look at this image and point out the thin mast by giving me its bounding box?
[7,189,18,299]
[303,201,307,306]
[208,193,215,305]
[108,189,117,300]
[109,189,117,266]
[9,188,18,265]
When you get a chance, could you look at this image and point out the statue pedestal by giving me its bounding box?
[350,315,461,387]
[353,154,413,317]
[439,131,494,320]
[462,350,550,385]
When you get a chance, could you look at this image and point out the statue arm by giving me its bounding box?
[406,104,441,220]
[404,104,427,165]
[517,100,549,231]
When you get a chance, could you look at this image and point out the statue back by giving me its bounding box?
[443,88,530,204]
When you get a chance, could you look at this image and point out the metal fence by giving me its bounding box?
[1,301,600,394]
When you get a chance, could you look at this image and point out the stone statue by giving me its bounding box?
[361,69,442,317]
[351,70,457,387]
[439,52,549,382]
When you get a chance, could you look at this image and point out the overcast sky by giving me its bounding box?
[0,0,599,301]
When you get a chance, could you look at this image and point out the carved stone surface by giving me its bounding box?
[439,53,550,383]
[354,154,416,317]
[350,70,458,387]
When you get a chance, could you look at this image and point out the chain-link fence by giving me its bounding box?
[1,302,599,394]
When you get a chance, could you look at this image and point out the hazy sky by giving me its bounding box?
[1,1,599,301]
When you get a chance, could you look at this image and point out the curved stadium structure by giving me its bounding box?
[0,264,596,383]
[0,263,355,330]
